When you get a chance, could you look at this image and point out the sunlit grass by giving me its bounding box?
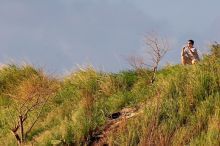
[0,46,220,145]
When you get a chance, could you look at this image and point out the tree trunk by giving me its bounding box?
[11,130,21,146]
[19,115,24,144]
[151,65,158,84]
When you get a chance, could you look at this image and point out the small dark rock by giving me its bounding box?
[110,112,121,119]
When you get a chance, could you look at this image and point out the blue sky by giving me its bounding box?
[0,0,219,74]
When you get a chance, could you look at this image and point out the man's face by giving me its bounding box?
[187,42,193,48]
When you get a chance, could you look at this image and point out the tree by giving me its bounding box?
[145,33,169,83]
[127,32,169,84]
[5,73,59,145]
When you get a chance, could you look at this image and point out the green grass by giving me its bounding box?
[1,46,220,145]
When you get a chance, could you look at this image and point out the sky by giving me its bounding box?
[0,0,219,74]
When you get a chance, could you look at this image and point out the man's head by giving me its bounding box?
[187,39,194,48]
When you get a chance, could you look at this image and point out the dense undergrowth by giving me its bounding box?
[0,45,220,146]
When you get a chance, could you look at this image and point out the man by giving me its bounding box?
[181,40,200,65]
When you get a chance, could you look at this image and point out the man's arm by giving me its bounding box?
[181,47,185,57]
[181,47,186,65]
[190,48,200,61]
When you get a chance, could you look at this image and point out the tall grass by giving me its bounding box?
[0,48,220,145]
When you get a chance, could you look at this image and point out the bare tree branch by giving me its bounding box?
[144,32,169,83]
[25,94,52,137]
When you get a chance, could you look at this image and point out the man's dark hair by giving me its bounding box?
[188,40,194,45]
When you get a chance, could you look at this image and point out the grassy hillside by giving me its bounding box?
[0,46,220,146]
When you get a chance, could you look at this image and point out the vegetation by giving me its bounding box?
[0,44,220,145]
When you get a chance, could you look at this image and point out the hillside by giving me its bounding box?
[0,45,220,146]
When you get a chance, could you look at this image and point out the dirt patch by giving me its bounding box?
[86,106,143,146]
